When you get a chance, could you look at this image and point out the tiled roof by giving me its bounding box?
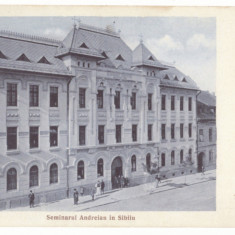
[197,90,216,107]
[158,67,199,90]
[132,43,167,69]
[0,30,72,76]
[56,23,133,69]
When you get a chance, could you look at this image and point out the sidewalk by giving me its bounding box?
[10,169,216,211]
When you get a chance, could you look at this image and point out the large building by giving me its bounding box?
[0,22,206,210]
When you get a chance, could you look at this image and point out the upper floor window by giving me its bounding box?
[188,123,192,138]
[180,123,184,139]
[7,83,17,106]
[7,127,17,150]
[97,90,103,109]
[132,124,137,142]
[161,153,165,167]
[148,93,152,111]
[171,124,175,139]
[209,128,213,142]
[7,168,17,191]
[114,91,120,109]
[50,126,58,147]
[161,95,166,110]
[199,129,204,142]
[50,87,58,107]
[171,96,175,111]
[30,85,39,107]
[116,125,122,143]
[79,88,86,108]
[131,155,137,172]
[188,97,192,111]
[131,92,136,110]
[30,126,39,149]
[161,124,166,140]
[180,96,184,111]
[148,124,152,141]
[79,126,86,146]
[171,151,175,165]
[98,125,104,144]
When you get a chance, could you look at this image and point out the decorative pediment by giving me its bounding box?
[79,42,89,49]
[101,51,108,58]
[164,74,170,80]
[16,53,30,62]
[174,76,179,81]
[116,54,125,61]
[38,56,51,64]
[148,55,155,61]
[182,77,187,82]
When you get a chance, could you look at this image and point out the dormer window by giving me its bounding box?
[148,55,154,61]
[116,54,125,61]
[38,56,51,64]
[101,51,108,58]
[174,76,179,81]
[16,53,30,62]
[164,74,170,80]
[0,50,7,59]
[182,77,187,82]
[80,43,89,49]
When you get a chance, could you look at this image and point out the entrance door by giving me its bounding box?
[111,156,123,189]
[197,152,204,172]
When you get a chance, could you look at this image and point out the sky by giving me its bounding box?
[0,17,216,92]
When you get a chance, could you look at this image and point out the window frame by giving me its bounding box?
[131,155,137,172]
[131,92,136,110]
[97,89,104,109]
[77,160,85,180]
[7,127,17,150]
[171,96,175,111]
[29,85,39,107]
[180,96,184,111]
[148,93,152,111]
[49,163,58,184]
[161,153,166,167]
[171,151,175,165]
[180,123,184,139]
[148,124,152,141]
[161,94,166,111]
[79,126,86,146]
[29,165,39,188]
[98,125,105,145]
[114,90,121,109]
[79,88,86,108]
[171,123,175,139]
[97,158,104,177]
[7,168,17,191]
[30,126,39,149]
[116,125,122,143]
[132,124,137,142]
[50,126,58,147]
[50,86,58,108]
[7,83,17,107]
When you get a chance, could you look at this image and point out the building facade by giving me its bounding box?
[0,23,205,210]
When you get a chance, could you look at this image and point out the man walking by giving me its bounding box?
[28,190,35,208]
[73,189,79,205]
[101,180,105,194]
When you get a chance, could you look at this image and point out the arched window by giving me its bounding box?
[30,165,38,187]
[188,148,192,161]
[50,163,58,184]
[77,161,84,180]
[161,153,165,167]
[131,155,137,172]
[180,150,184,164]
[7,168,17,191]
[171,151,175,165]
[146,153,151,172]
[97,158,103,177]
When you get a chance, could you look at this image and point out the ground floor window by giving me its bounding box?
[188,148,192,161]
[30,165,39,187]
[171,151,175,165]
[7,168,17,191]
[50,163,58,184]
[77,161,84,180]
[146,153,151,172]
[97,158,103,177]
[131,155,137,172]
[161,153,165,167]
[180,150,184,164]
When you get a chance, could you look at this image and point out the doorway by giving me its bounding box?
[197,152,204,172]
[111,156,123,189]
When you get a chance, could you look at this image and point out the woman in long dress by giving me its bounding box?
[96,181,101,196]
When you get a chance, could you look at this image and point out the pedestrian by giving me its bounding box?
[90,187,95,201]
[201,165,205,175]
[73,189,79,205]
[121,175,125,188]
[101,180,105,194]
[80,187,84,196]
[28,190,35,208]
[155,175,161,188]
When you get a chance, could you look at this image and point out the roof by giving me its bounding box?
[197,90,216,107]
[56,23,133,69]
[0,30,72,77]
[132,43,167,69]
[158,67,199,90]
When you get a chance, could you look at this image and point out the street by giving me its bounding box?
[85,180,215,211]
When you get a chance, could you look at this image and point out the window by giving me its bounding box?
[161,153,165,167]
[114,91,120,109]
[97,90,103,109]
[98,125,104,144]
[50,87,58,107]
[171,124,175,139]
[29,85,39,107]
[148,93,152,111]
[180,150,184,164]
[79,88,86,108]
[161,124,166,140]
[171,96,175,111]
[188,149,192,161]
[132,124,137,142]
[188,123,192,138]
[131,92,136,110]
[7,83,17,106]
[199,129,204,142]
[180,123,184,139]
[161,95,166,110]
[188,97,192,111]
[30,126,39,149]
[7,168,17,191]
[50,163,58,184]
[97,158,103,177]
[131,155,136,172]
[79,126,86,146]
[50,126,58,147]
[146,153,151,172]
[7,127,17,150]
[29,165,39,187]
[209,128,213,142]
[148,124,152,141]
[171,151,175,165]
[116,125,122,143]
[180,96,184,111]
[77,161,84,180]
